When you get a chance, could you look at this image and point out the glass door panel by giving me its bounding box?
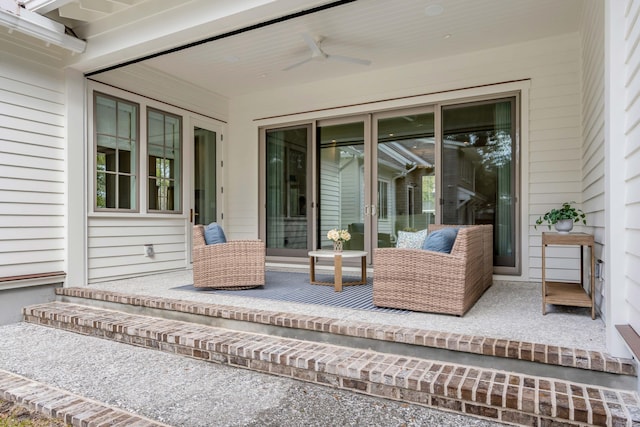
[265,125,310,256]
[317,120,366,251]
[375,111,435,247]
[193,127,217,225]
[441,97,516,269]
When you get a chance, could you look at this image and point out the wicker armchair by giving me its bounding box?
[373,224,493,316]
[192,225,265,289]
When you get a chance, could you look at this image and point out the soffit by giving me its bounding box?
[24,0,583,98]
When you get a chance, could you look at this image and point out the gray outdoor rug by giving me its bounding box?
[172,270,409,314]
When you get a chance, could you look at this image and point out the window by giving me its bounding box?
[442,97,517,271]
[148,109,182,212]
[377,180,389,219]
[94,93,139,211]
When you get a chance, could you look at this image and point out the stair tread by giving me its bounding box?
[56,287,636,377]
[0,322,505,427]
[0,368,169,426]
[23,301,640,427]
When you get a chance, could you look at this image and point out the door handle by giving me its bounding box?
[190,209,193,223]
[371,205,377,217]
[364,205,369,217]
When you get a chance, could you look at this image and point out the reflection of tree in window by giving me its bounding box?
[148,109,181,212]
[94,93,138,210]
[442,98,516,268]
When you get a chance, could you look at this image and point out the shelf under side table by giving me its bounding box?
[544,281,592,308]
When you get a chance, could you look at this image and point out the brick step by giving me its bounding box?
[23,301,640,427]
[0,369,169,426]
[55,287,637,389]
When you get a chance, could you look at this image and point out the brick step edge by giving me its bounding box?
[55,287,636,377]
[24,302,640,427]
[0,369,170,427]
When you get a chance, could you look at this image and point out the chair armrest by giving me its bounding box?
[193,240,265,258]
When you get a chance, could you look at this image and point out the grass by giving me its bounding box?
[0,399,68,427]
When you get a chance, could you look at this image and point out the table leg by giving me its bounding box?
[590,245,595,319]
[334,254,342,292]
[361,256,366,283]
[309,256,315,283]
[542,243,547,315]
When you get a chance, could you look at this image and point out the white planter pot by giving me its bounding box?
[554,219,574,234]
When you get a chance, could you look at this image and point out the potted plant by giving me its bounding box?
[535,201,586,234]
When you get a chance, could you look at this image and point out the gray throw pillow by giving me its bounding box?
[422,228,458,253]
[396,229,428,249]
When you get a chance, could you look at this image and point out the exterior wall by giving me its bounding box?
[605,0,640,359]
[0,38,66,279]
[228,33,582,281]
[580,1,606,314]
[622,0,640,337]
[85,81,227,283]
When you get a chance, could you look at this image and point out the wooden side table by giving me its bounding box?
[308,250,367,292]
[541,232,595,319]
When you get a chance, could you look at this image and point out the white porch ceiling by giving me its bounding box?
[33,0,583,98]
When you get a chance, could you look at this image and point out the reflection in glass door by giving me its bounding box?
[265,125,310,256]
[441,97,517,269]
[317,120,366,251]
[375,111,435,247]
[193,127,217,225]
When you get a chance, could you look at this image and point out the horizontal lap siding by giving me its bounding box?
[0,46,66,278]
[87,217,187,282]
[526,36,583,282]
[84,77,228,280]
[578,1,605,312]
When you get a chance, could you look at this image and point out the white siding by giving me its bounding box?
[622,0,640,334]
[580,1,606,313]
[229,33,584,281]
[87,217,186,282]
[85,82,227,283]
[91,64,228,124]
[0,40,66,278]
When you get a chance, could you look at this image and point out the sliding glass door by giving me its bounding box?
[264,125,311,257]
[441,97,517,270]
[317,118,368,251]
[374,109,435,247]
[260,93,520,273]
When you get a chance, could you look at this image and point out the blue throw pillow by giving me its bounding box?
[422,228,459,253]
[204,223,227,245]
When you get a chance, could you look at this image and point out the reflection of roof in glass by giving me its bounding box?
[378,138,434,172]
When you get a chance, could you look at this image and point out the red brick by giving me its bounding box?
[431,396,462,411]
[589,399,607,426]
[571,396,589,423]
[502,410,539,426]
[342,378,368,392]
[505,385,519,409]
[538,390,553,417]
[555,392,570,420]
[464,403,499,419]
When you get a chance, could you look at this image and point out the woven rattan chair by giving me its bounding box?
[192,225,265,289]
[373,224,493,316]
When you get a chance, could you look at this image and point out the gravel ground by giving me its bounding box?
[0,323,504,427]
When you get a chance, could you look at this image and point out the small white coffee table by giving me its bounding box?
[307,250,368,292]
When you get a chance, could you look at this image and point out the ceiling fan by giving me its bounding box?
[283,33,371,71]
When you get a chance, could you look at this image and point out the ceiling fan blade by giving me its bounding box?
[302,32,325,58]
[282,57,313,71]
[326,54,371,66]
